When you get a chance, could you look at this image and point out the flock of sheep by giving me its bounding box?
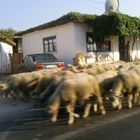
[0,61,140,125]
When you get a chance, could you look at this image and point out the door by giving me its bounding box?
[119,36,125,61]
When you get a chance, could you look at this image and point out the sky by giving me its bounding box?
[0,0,140,32]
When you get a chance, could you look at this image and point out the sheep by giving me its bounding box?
[85,63,120,76]
[94,71,118,92]
[0,73,42,100]
[0,71,46,101]
[89,71,118,112]
[31,70,75,97]
[73,52,86,66]
[47,73,106,125]
[111,66,140,110]
[38,69,88,106]
[31,69,62,97]
[40,70,117,110]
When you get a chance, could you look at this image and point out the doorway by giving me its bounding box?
[119,36,125,61]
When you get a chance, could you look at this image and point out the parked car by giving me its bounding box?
[19,53,65,72]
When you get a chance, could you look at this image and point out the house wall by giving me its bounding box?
[73,23,92,55]
[108,36,120,61]
[22,22,120,65]
[125,37,140,60]
[22,22,76,65]
[73,24,120,63]
[0,42,13,73]
[97,36,119,63]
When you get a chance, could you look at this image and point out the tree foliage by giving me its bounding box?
[58,12,140,40]
[47,12,96,26]
[88,13,140,40]
[0,28,16,40]
[17,12,140,41]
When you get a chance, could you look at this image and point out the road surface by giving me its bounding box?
[0,97,140,140]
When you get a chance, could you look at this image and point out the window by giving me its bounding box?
[86,32,95,52]
[43,36,57,53]
[86,32,111,52]
[96,40,111,52]
[31,54,57,62]
[23,56,33,63]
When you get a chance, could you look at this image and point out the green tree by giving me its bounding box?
[0,28,16,40]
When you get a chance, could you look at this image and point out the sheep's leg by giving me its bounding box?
[112,96,122,110]
[83,101,92,118]
[133,90,140,106]
[128,94,133,109]
[133,93,138,104]
[97,95,106,115]
[66,101,79,125]
[66,104,75,125]
[93,103,98,113]
[134,92,140,105]
[51,109,59,123]
[73,112,80,118]
[118,100,122,110]
[50,97,60,123]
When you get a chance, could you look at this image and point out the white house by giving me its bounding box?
[0,42,13,73]
[16,12,140,65]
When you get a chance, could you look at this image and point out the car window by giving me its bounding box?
[32,55,37,62]
[24,56,33,63]
[24,56,28,62]
[34,54,57,62]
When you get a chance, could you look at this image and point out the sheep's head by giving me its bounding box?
[0,83,8,92]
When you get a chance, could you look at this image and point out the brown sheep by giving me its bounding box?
[47,73,106,125]
[0,68,63,100]
[31,70,75,98]
[111,66,140,110]
[31,70,61,97]
[93,71,118,112]
[0,71,47,100]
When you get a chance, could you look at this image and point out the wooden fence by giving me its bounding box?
[9,53,23,73]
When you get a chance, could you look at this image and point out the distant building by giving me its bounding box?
[0,41,13,73]
[15,12,140,65]
[0,34,16,73]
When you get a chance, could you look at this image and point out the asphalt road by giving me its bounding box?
[0,97,140,140]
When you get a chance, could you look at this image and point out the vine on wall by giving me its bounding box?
[62,12,140,40]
